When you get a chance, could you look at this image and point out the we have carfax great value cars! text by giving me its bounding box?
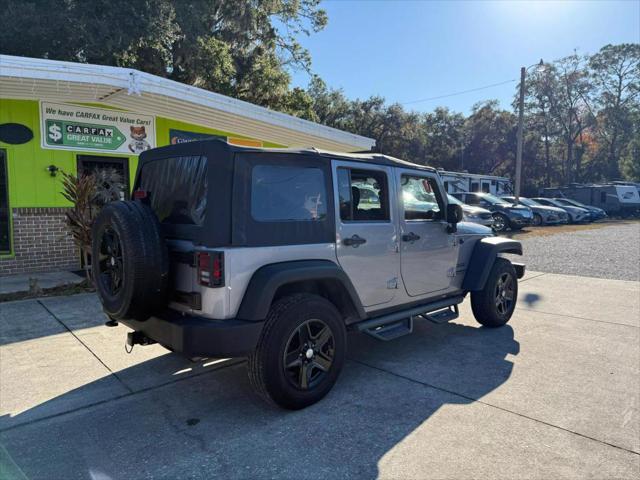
[92,140,525,409]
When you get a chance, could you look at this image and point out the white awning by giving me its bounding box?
[0,55,375,152]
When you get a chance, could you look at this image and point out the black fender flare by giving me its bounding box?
[236,260,366,322]
[462,237,523,291]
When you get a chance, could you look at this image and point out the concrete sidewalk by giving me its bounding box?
[0,272,638,479]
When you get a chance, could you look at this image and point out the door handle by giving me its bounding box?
[402,232,421,242]
[343,234,367,247]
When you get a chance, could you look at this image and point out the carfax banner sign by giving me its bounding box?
[40,102,155,155]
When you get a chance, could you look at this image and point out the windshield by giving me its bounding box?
[447,194,463,205]
[517,197,541,207]
[557,198,583,207]
[482,193,511,205]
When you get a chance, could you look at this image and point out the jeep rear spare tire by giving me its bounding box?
[91,201,169,321]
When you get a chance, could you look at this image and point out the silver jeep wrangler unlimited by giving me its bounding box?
[92,140,524,409]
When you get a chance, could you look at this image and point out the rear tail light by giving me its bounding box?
[197,251,224,287]
[133,189,147,199]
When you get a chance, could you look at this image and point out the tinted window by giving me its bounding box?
[0,151,9,252]
[401,175,443,220]
[465,194,481,206]
[338,168,389,222]
[138,155,208,225]
[251,165,327,222]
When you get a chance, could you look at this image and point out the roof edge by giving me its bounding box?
[0,54,376,150]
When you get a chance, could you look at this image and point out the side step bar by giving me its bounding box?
[355,296,464,341]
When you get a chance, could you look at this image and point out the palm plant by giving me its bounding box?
[61,168,125,282]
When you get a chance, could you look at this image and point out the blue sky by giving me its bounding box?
[290,0,640,114]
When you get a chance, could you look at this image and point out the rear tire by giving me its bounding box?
[248,294,346,410]
[471,258,518,328]
[91,201,168,321]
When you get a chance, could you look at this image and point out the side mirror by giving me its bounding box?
[447,204,464,224]
[446,204,463,233]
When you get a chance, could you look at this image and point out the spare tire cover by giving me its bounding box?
[91,201,169,321]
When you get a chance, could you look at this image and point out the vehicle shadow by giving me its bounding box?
[0,319,519,479]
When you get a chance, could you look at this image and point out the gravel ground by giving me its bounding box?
[517,222,640,281]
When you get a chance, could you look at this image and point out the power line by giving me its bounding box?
[400,78,517,105]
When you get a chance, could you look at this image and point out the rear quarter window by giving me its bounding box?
[137,155,208,225]
[251,165,327,222]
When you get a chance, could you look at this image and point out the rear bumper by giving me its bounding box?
[121,310,264,358]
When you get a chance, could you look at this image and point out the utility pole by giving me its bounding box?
[515,60,543,201]
[515,66,525,202]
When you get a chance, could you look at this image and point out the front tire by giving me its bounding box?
[532,213,543,226]
[248,294,346,410]
[492,213,510,232]
[471,258,518,328]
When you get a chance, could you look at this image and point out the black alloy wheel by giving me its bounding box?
[283,319,335,390]
[248,293,347,409]
[470,257,518,327]
[98,227,124,295]
[494,272,515,316]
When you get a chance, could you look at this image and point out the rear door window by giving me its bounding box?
[337,168,390,222]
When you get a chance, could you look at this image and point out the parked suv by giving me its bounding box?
[91,141,525,409]
[447,194,494,227]
[451,192,533,232]
[501,196,568,226]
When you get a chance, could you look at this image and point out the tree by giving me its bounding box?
[463,101,517,177]
[0,0,326,113]
[588,44,640,180]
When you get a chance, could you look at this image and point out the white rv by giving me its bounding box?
[438,170,513,196]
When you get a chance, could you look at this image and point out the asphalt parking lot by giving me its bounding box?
[1,264,638,479]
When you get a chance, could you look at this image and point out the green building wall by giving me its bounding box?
[0,98,284,267]
[0,98,283,209]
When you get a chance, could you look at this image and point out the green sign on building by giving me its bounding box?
[45,120,127,150]
[40,102,156,155]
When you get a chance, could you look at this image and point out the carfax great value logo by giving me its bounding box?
[46,120,127,150]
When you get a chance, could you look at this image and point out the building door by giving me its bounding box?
[77,155,130,200]
[0,150,10,254]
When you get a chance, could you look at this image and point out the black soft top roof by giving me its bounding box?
[139,139,435,172]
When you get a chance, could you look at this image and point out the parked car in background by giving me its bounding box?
[540,183,640,216]
[532,198,591,223]
[553,198,607,221]
[501,196,568,226]
[447,194,494,227]
[451,192,533,232]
